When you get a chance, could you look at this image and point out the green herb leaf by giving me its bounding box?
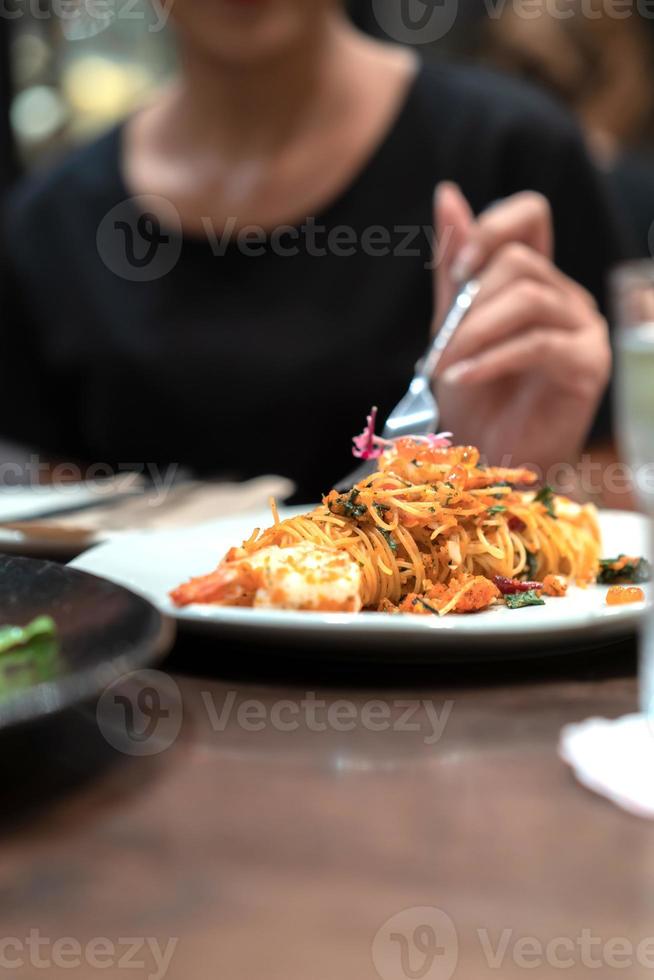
[598,555,652,585]
[380,529,398,553]
[413,597,439,616]
[344,489,367,519]
[487,505,507,516]
[526,551,539,580]
[505,590,545,610]
[534,485,557,519]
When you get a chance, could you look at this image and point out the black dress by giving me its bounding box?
[0,62,625,501]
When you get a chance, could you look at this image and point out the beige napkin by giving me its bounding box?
[7,476,295,535]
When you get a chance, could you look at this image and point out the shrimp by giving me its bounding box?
[378,440,537,490]
[170,542,362,612]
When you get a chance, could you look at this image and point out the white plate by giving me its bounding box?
[70,508,651,658]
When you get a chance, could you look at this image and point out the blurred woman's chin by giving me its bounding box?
[170,0,335,65]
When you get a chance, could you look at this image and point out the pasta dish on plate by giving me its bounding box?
[169,410,631,617]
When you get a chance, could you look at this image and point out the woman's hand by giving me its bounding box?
[432,183,612,478]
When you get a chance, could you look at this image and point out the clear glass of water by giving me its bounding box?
[613,260,654,715]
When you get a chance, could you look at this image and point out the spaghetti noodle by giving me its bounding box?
[171,438,602,616]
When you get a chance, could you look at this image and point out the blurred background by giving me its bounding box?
[1,0,653,254]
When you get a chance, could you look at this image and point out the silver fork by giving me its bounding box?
[337,279,480,490]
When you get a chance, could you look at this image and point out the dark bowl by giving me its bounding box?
[0,555,174,731]
[0,555,175,820]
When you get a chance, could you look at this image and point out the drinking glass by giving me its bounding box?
[613,260,654,715]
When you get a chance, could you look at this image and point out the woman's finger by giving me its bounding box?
[471,241,597,311]
[435,279,589,374]
[440,319,611,392]
[452,191,554,282]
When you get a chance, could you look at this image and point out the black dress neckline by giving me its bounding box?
[104,61,429,244]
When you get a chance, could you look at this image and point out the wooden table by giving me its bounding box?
[1,637,653,980]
